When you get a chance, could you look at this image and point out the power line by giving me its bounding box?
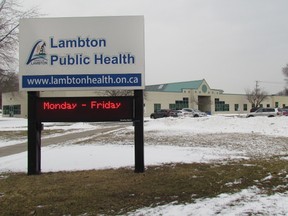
[256,80,285,85]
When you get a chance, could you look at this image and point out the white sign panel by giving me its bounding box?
[19,16,145,91]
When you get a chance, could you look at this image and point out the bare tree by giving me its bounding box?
[0,0,37,70]
[245,81,269,108]
[104,90,134,97]
[277,88,288,96]
[0,69,18,91]
[0,0,38,106]
[104,90,147,100]
[282,64,288,81]
[281,64,288,95]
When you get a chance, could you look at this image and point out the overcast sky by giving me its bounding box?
[22,0,288,94]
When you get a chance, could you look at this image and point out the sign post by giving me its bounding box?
[134,90,144,173]
[27,91,41,175]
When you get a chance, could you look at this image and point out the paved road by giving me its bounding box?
[0,126,123,157]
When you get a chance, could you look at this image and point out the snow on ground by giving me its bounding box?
[0,117,102,148]
[0,144,245,173]
[128,186,288,216]
[144,115,288,137]
[1,115,288,215]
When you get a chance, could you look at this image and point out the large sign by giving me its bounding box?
[19,16,145,91]
[36,96,134,122]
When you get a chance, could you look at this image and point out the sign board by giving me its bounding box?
[36,96,134,122]
[19,16,145,91]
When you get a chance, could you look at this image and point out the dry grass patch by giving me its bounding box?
[0,157,287,215]
[0,130,67,141]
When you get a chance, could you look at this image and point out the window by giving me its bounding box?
[169,104,176,109]
[175,97,189,109]
[183,97,189,107]
[13,105,21,115]
[275,102,279,108]
[234,104,239,111]
[3,106,10,115]
[266,108,274,112]
[154,103,161,112]
[267,104,270,108]
[2,105,21,115]
[215,98,229,111]
[225,104,230,111]
[243,104,247,111]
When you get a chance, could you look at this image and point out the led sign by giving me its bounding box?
[23,16,145,174]
[36,97,134,122]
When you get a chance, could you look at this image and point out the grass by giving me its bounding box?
[0,131,27,141]
[0,157,287,215]
[0,129,66,141]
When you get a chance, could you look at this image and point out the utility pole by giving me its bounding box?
[255,80,260,94]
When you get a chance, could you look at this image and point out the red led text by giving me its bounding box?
[91,101,121,109]
[43,101,77,110]
[42,100,122,110]
[37,97,133,122]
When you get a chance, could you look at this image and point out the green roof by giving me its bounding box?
[145,80,204,92]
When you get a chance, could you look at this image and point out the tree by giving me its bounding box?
[0,69,18,91]
[282,64,288,81]
[104,90,134,97]
[104,90,147,100]
[281,64,288,96]
[245,81,269,108]
[277,87,288,96]
[0,0,37,106]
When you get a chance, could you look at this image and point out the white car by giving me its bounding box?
[246,108,282,117]
[180,108,207,117]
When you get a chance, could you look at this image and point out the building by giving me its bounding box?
[144,79,288,116]
[2,79,288,118]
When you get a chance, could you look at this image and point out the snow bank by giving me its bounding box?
[144,115,288,136]
[128,187,288,216]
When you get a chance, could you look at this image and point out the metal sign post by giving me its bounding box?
[27,91,41,175]
[134,90,144,173]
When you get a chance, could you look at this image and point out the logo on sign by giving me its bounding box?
[26,40,48,65]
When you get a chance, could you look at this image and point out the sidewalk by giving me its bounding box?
[0,126,122,157]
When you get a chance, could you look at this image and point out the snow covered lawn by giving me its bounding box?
[0,115,288,215]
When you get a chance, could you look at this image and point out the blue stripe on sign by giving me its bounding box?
[22,73,142,88]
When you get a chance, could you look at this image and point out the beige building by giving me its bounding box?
[144,79,288,116]
[2,79,288,118]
